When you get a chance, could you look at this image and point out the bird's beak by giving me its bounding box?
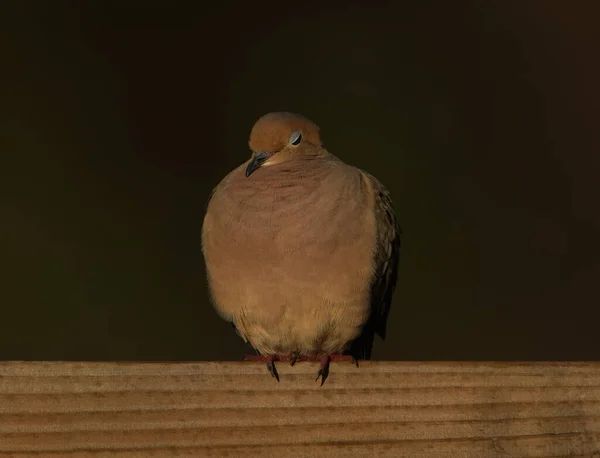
[246,151,271,177]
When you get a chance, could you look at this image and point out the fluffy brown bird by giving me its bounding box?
[201,112,401,384]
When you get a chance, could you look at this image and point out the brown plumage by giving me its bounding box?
[201,112,401,384]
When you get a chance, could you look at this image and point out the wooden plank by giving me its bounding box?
[0,361,599,457]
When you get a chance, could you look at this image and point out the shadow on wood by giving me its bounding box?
[1,361,600,457]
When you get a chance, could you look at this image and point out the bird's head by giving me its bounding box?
[245,112,324,177]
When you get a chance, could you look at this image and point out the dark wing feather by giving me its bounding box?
[347,173,402,361]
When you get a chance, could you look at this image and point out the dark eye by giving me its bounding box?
[289,131,302,146]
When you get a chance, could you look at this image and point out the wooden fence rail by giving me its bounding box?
[1,361,599,457]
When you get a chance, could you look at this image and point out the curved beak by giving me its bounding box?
[245,151,271,177]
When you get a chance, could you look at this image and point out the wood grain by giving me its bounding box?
[0,361,599,457]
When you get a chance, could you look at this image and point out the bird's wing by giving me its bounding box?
[349,172,402,360]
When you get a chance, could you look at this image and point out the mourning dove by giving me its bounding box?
[201,112,401,384]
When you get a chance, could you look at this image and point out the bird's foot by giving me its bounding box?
[314,354,329,386]
[265,355,279,382]
[329,353,359,367]
[314,353,356,386]
[242,354,280,382]
[242,352,358,384]
[289,350,301,366]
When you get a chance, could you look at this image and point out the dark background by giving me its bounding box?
[1,1,599,361]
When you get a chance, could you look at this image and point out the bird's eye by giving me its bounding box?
[289,131,302,146]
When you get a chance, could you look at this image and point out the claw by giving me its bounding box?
[266,357,280,382]
[289,350,300,367]
[242,354,280,382]
[315,354,331,386]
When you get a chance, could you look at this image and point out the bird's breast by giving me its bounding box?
[202,163,377,321]
[211,169,368,256]
[216,181,333,255]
